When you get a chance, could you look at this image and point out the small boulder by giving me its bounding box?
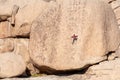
[0,53,26,78]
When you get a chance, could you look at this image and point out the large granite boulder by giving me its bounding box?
[0,53,26,78]
[29,0,120,72]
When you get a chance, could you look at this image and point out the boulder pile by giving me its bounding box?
[0,0,119,79]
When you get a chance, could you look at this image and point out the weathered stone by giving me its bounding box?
[13,0,50,37]
[0,21,12,38]
[0,53,26,78]
[115,46,120,57]
[13,39,30,63]
[104,0,117,3]
[0,38,29,63]
[86,58,120,80]
[1,75,83,80]
[13,39,39,75]
[27,63,40,75]
[0,0,38,16]
[0,38,37,75]
[30,0,120,71]
[0,0,30,21]
[108,53,118,60]
[0,38,14,53]
[11,5,19,25]
[1,77,69,80]
[0,0,52,37]
[106,0,120,28]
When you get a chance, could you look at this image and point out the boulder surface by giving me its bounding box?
[106,0,120,28]
[86,58,120,80]
[30,0,120,71]
[0,53,26,78]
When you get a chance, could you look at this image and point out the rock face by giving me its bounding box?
[0,21,12,38]
[0,38,38,75]
[13,0,49,37]
[13,39,29,63]
[0,0,54,76]
[107,0,120,28]
[0,0,120,79]
[86,58,120,80]
[0,0,50,38]
[0,0,29,38]
[0,38,14,53]
[0,38,29,63]
[103,0,117,3]
[0,53,26,78]
[12,39,39,75]
[30,0,120,71]
[1,75,83,80]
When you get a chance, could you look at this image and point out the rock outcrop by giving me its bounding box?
[0,0,50,77]
[0,53,26,78]
[0,0,120,79]
[30,0,120,71]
